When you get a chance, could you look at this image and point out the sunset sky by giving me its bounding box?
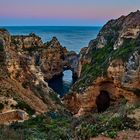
[0,0,140,26]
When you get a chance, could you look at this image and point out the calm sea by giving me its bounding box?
[2,26,101,96]
[2,26,101,53]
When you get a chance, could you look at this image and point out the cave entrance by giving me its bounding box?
[96,90,110,112]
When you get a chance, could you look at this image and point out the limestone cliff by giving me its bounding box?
[64,10,140,116]
[0,29,73,117]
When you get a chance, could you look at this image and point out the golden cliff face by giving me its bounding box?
[64,77,139,116]
[0,30,67,116]
[40,37,68,80]
[64,11,140,116]
[108,54,140,89]
[0,28,79,119]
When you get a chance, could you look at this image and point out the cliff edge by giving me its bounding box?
[64,10,140,116]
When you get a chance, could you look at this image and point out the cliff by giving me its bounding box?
[0,11,140,140]
[0,29,77,118]
[64,10,140,116]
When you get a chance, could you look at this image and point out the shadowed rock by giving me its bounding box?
[96,90,110,112]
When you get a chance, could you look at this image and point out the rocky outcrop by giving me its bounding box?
[77,47,88,78]
[10,35,78,81]
[64,11,140,116]
[40,37,68,80]
[78,10,140,66]
[64,51,79,80]
[1,29,79,117]
[0,109,29,124]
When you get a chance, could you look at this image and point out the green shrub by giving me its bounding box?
[112,39,136,61]
[10,112,72,140]
[15,101,35,115]
[75,110,137,140]
[0,125,24,140]
[76,124,98,139]
[74,38,137,92]
[1,106,136,140]
[74,44,113,91]
[106,130,117,138]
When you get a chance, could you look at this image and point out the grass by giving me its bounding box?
[73,44,113,91]
[73,38,137,92]
[10,112,72,140]
[15,100,35,115]
[75,103,138,140]
[0,125,24,140]
[112,39,136,61]
[0,102,138,140]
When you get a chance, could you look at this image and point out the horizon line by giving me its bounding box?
[0,25,103,27]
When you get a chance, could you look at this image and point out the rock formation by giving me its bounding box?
[0,11,140,140]
[0,109,29,124]
[0,29,78,121]
[64,10,140,116]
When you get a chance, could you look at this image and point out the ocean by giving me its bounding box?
[2,26,101,96]
[3,26,101,53]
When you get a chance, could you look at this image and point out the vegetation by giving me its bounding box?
[0,102,139,140]
[74,38,137,92]
[75,107,137,139]
[15,100,35,115]
[10,112,72,140]
[74,44,113,91]
[0,125,24,140]
[112,39,136,61]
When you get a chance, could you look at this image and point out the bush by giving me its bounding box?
[74,45,113,91]
[10,112,72,140]
[15,101,35,115]
[0,125,24,140]
[75,111,136,140]
[112,39,136,61]
[106,130,117,138]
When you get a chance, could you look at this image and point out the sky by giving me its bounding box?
[0,0,140,26]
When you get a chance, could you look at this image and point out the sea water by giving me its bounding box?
[2,26,101,96]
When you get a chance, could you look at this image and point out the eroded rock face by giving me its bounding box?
[64,11,140,116]
[108,52,140,89]
[0,30,79,116]
[77,47,89,78]
[40,37,68,80]
[80,10,140,65]
[0,109,29,124]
